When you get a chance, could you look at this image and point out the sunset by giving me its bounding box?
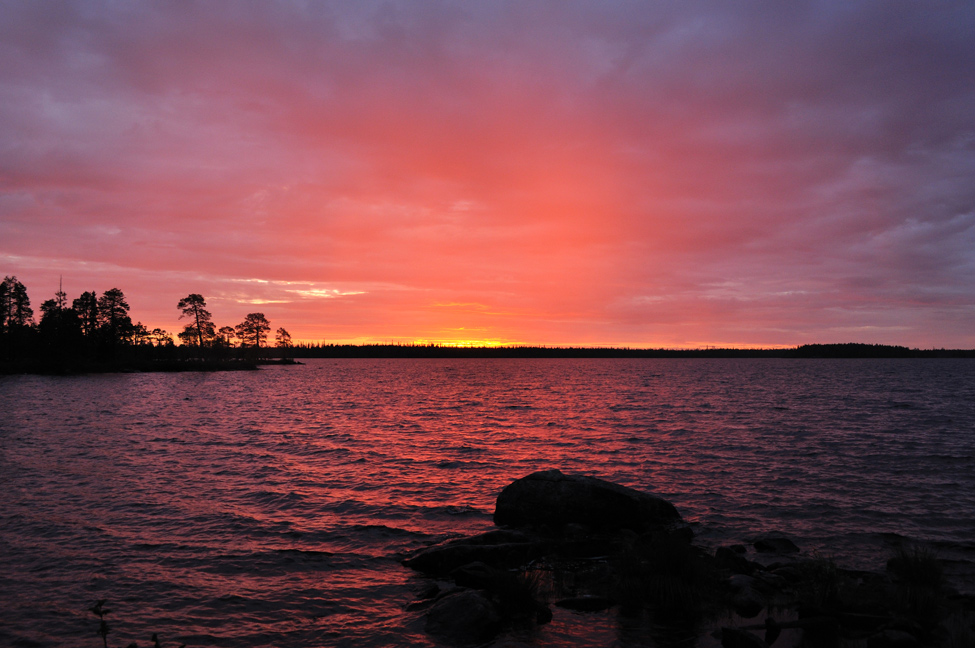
[3,2,974,347]
[3,4,975,648]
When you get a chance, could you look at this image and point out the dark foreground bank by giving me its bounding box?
[402,470,975,648]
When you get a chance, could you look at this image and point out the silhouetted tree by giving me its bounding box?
[275,327,292,359]
[150,328,174,346]
[1,276,35,360]
[97,287,133,347]
[1,276,34,331]
[128,322,149,345]
[236,312,271,349]
[275,327,292,348]
[217,325,236,347]
[177,293,216,347]
[38,286,81,358]
[72,291,99,338]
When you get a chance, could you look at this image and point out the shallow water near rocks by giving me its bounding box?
[2,358,974,646]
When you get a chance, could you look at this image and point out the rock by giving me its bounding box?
[753,572,788,593]
[769,563,803,583]
[796,616,840,648]
[494,469,683,533]
[405,598,436,612]
[716,546,755,574]
[451,561,502,590]
[425,589,502,646]
[405,581,441,610]
[733,587,766,618]
[562,522,592,538]
[535,605,553,624]
[754,536,800,554]
[404,529,542,575]
[416,582,440,599]
[554,595,615,612]
[867,629,919,648]
[721,627,770,648]
[764,617,781,646]
[728,574,756,591]
[455,529,534,546]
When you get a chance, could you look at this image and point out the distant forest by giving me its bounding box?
[288,342,975,359]
[1,275,972,374]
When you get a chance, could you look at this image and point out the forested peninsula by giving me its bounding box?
[0,276,293,374]
[2,275,972,375]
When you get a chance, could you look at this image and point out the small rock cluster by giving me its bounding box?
[402,469,975,647]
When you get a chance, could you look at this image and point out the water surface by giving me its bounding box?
[2,358,974,646]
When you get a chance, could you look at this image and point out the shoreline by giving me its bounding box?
[403,470,975,647]
[4,344,973,375]
[287,343,975,359]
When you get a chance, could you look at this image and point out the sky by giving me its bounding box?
[2,1,974,348]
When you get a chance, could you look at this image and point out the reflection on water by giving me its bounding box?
[1,358,974,646]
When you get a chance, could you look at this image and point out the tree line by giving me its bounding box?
[175,293,291,351]
[0,275,292,370]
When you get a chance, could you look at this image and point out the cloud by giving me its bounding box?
[1,1,974,346]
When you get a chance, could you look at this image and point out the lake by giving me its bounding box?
[2,358,974,646]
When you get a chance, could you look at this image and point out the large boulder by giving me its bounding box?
[424,589,502,645]
[493,469,682,532]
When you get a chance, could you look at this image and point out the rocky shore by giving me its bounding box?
[402,470,975,647]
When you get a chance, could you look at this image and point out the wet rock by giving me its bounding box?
[721,626,770,648]
[425,589,502,646]
[754,537,800,554]
[417,582,440,599]
[405,598,435,612]
[405,581,442,610]
[494,469,683,533]
[457,529,534,546]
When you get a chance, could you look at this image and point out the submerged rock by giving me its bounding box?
[494,469,683,532]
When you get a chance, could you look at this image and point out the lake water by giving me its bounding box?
[2,358,974,647]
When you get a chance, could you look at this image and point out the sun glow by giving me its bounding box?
[415,338,510,348]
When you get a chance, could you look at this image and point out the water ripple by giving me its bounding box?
[2,358,974,646]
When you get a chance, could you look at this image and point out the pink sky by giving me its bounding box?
[2,1,974,347]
